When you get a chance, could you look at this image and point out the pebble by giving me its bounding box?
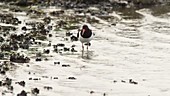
[62,64,70,67]
[68,77,76,80]
[31,88,40,95]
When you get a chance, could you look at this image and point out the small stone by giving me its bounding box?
[0,81,2,86]
[35,58,42,61]
[49,34,52,37]
[62,64,70,67]
[18,81,26,87]
[113,80,117,83]
[121,80,126,83]
[8,86,13,91]
[42,76,48,78]
[129,79,138,84]
[54,62,60,65]
[68,77,76,80]
[90,91,95,94]
[0,70,6,75]
[44,58,49,61]
[53,77,58,79]
[33,78,40,81]
[63,47,70,51]
[44,86,53,90]
[31,88,40,95]
[29,78,32,80]
[17,90,27,96]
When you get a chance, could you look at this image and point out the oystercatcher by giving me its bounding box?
[77,25,94,57]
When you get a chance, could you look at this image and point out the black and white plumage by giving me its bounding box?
[77,25,94,56]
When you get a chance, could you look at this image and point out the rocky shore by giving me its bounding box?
[0,0,170,96]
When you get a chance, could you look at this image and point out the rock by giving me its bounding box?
[62,64,70,67]
[121,80,126,83]
[54,62,60,65]
[35,57,42,61]
[8,86,14,91]
[29,78,32,80]
[5,78,12,86]
[129,79,138,84]
[21,26,27,31]
[66,32,73,36]
[57,43,65,47]
[63,47,70,52]
[68,77,76,80]
[0,81,2,86]
[71,44,76,47]
[31,88,40,95]
[53,77,58,79]
[70,35,78,41]
[90,91,95,94]
[42,76,49,78]
[33,78,40,81]
[49,34,52,37]
[44,86,53,90]
[71,48,77,52]
[16,81,25,87]
[43,49,50,54]
[17,90,27,96]
[44,58,49,61]
[113,80,117,83]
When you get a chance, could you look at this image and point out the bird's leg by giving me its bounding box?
[82,43,84,57]
[87,43,89,58]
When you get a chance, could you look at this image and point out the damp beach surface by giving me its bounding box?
[0,2,170,96]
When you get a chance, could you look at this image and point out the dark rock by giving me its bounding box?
[21,26,27,31]
[57,43,65,47]
[113,80,117,83]
[5,78,12,86]
[121,80,126,83]
[70,35,78,41]
[71,48,77,52]
[71,44,76,47]
[42,76,48,78]
[0,81,2,86]
[44,86,53,90]
[44,58,49,61]
[90,91,95,94]
[17,81,25,87]
[49,34,52,37]
[31,88,40,95]
[53,77,58,79]
[54,62,60,65]
[8,86,14,91]
[17,90,27,96]
[66,32,73,36]
[68,77,76,80]
[43,49,50,54]
[129,79,138,84]
[63,47,70,52]
[35,57,42,61]
[33,78,40,81]
[62,64,70,67]
[29,78,32,80]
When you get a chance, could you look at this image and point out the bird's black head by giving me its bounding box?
[82,25,89,30]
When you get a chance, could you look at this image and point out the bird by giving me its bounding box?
[77,25,94,57]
